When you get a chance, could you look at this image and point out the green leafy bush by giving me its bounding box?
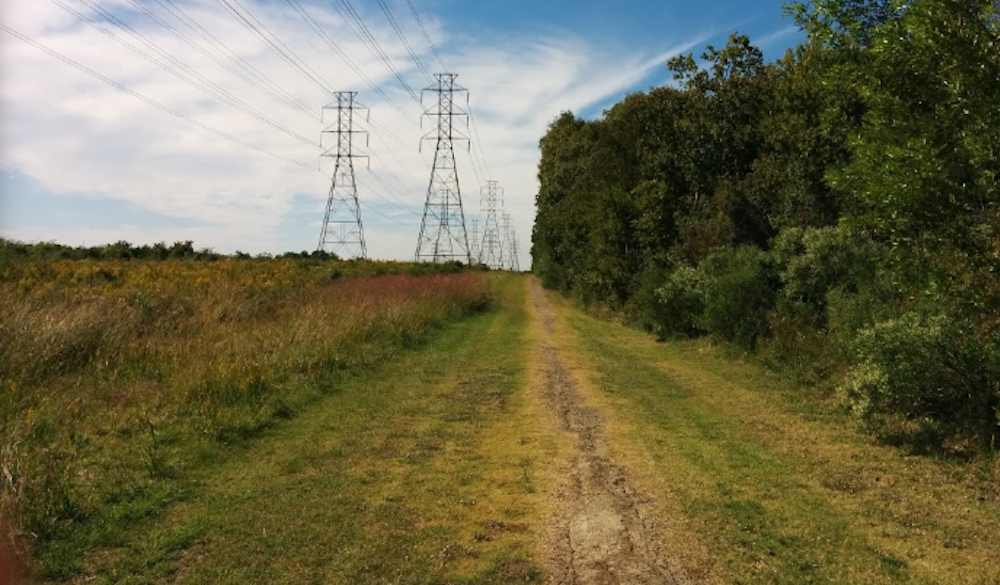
[653,265,706,339]
[699,246,777,349]
[841,310,1000,448]
[772,226,877,315]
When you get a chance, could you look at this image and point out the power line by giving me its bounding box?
[49,0,318,147]
[152,0,318,121]
[375,0,432,82]
[1,20,422,226]
[396,0,493,183]
[0,20,313,171]
[283,0,420,127]
[327,0,420,103]
[209,0,431,190]
[405,0,446,71]
[467,102,493,179]
[124,0,321,123]
[214,0,336,94]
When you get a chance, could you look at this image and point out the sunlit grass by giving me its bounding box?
[0,257,492,578]
[547,290,1000,585]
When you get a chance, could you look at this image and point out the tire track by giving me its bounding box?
[531,280,690,585]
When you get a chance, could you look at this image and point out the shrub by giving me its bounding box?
[841,310,1000,449]
[772,225,878,315]
[699,246,777,349]
[760,299,846,385]
[653,265,706,338]
[626,266,668,336]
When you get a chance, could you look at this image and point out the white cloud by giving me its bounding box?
[0,0,713,268]
[756,24,800,49]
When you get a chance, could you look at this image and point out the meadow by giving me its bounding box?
[0,252,492,578]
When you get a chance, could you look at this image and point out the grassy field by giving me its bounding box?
[51,274,556,584]
[544,290,1000,584]
[6,264,999,583]
[0,257,496,580]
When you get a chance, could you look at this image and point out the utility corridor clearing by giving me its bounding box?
[70,275,1000,584]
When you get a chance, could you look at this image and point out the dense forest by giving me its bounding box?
[532,0,1000,451]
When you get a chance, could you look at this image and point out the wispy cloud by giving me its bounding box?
[0,0,724,265]
[756,24,800,48]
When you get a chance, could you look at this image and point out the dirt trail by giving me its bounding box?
[530,280,690,585]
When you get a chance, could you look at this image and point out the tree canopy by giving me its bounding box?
[532,0,1000,451]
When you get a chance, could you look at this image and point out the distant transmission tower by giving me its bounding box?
[318,92,368,259]
[469,218,481,264]
[415,73,471,263]
[480,180,504,269]
[511,229,521,272]
[501,213,514,271]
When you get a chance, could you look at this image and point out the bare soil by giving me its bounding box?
[530,280,691,585]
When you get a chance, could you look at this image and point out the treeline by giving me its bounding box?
[0,239,482,288]
[0,238,334,262]
[532,0,1000,451]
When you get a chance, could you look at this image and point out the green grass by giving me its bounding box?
[62,275,549,584]
[2,268,494,579]
[553,295,1000,585]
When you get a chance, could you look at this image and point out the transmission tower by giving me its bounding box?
[469,218,481,264]
[501,213,514,271]
[415,73,471,263]
[318,91,368,259]
[480,180,504,269]
[511,230,521,272]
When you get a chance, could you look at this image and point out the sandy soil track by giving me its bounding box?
[530,280,690,585]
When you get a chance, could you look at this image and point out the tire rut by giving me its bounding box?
[531,279,689,585]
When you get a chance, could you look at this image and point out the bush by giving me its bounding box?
[760,299,845,385]
[653,265,706,338]
[841,310,1000,449]
[699,246,777,349]
[772,226,878,315]
[627,266,668,337]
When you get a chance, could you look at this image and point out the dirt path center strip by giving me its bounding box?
[530,280,691,585]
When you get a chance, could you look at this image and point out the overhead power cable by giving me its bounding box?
[400,0,492,184]
[467,103,493,179]
[326,0,420,103]
[282,0,420,127]
[405,0,446,70]
[214,0,336,94]
[138,0,426,214]
[152,0,319,121]
[375,0,432,82]
[123,0,321,123]
[199,0,428,184]
[0,21,311,170]
[48,0,317,147]
[0,21,421,225]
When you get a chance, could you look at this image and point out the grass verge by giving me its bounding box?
[0,259,493,579]
[60,274,553,584]
[546,289,1000,585]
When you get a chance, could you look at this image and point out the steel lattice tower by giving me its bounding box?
[501,213,515,271]
[318,92,368,259]
[415,73,471,263]
[480,180,504,269]
[469,218,481,265]
[511,230,521,272]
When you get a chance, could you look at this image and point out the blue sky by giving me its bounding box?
[0,0,803,264]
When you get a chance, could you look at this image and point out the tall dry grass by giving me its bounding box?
[0,258,491,574]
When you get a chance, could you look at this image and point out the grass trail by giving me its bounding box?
[65,275,557,584]
[35,276,1000,584]
[543,288,1000,585]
